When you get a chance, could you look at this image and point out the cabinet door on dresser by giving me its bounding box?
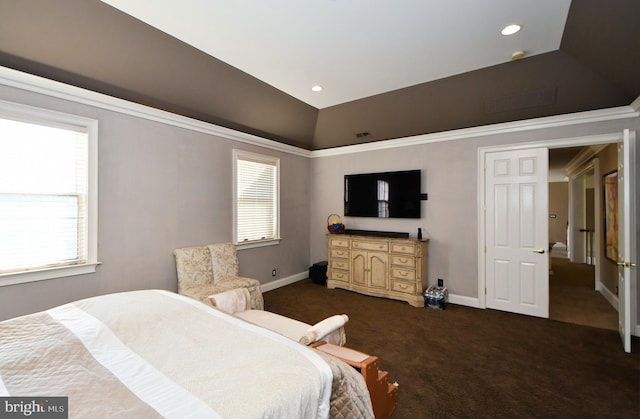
[352,249,389,289]
[368,252,389,289]
[351,249,367,286]
[352,239,390,290]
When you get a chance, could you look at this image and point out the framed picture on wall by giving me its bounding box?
[603,170,618,263]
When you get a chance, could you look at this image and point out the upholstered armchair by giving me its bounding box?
[174,242,264,310]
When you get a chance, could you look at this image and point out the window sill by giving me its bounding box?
[235,238,281,251]
[0,262,101,287]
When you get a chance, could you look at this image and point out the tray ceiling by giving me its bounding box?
[100,0,571,109]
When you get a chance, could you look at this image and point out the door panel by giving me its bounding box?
[520,262,536,305]
[494,260,510,301]
[618,130,636,353]
[486,147,549,317]
[520,184,536,247]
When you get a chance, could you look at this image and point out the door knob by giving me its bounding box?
[617,260,637,268]
[533,248,545,254]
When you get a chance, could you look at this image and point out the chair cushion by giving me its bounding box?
[208,288,251,313]
[208,243,240,283]
[174,246,214,290]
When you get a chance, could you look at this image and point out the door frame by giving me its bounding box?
[566,158,601,290]
[477,132,633,329]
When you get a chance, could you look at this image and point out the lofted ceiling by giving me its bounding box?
[0,0,638,150]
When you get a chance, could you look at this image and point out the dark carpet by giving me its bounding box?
[263,280,639,419]
[550,257,618,330]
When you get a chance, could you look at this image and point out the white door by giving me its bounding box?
[617,130,636,353]
[485,147,549,318]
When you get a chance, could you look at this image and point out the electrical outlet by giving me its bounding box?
[271,268,276,277]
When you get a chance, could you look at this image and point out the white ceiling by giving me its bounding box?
[101,0,572,109]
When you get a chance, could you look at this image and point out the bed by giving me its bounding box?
[0,289,373,418]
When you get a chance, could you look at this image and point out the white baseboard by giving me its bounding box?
[448,293,480,308]
[262,275,482,309]
[260,271,307,292]
[599,285,619,311]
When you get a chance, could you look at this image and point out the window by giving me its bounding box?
[0,101,98,286]
[233,150,280,248]
[377,179,389,218]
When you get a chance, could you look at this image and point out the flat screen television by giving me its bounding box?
[344,170,421,218]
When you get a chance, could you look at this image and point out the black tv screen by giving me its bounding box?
[344,170,421,218]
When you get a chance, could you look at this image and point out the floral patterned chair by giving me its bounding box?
[174,242,264,310]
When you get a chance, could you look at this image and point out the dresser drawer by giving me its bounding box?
[391,268,416,281]
[391,243,416,255]
[329,270,349,282]
[330,248,350,259]
[352,241,388,252]
[390,280,416,295]
[329,237,350,248]
[391,255,415,268]
[331,260,350,270]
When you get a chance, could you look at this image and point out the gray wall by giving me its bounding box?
[596,144,620,295]
[309,116,640,310]
[549,182,569,244]
[1,73,638,333]
[0,83,310,321]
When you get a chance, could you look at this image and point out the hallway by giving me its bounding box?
[549,254,618,331]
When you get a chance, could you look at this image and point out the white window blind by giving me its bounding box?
[234,151,279,245]
[0,117,89,274]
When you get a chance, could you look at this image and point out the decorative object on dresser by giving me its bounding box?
[327,213,346,234]
[327,234,428,307]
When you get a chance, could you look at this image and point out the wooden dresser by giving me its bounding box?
[327,234,428,307]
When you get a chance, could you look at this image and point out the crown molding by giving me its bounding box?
[565,143,609,176]
[310,104,639,158]
[1,66,637,160]
[0,66,312,158]
[631,95,640,113]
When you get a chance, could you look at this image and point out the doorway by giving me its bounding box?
[548,157,616,329]
[478,132,637,346]
[548,150,616,329]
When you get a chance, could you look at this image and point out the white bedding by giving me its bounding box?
[0,290,344,418]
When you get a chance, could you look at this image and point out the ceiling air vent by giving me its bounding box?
[483,87,556,114]
[355,131,371,138]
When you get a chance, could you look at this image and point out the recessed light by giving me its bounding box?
[311,85,323,92]
[501,24,521,35]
